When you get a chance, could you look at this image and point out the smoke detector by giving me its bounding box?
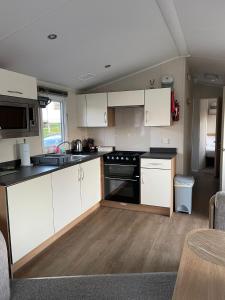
[78,73,95,81]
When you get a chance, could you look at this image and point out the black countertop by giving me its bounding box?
[141,152,177,160]
[0,152,107,187]
[0,149,177,186]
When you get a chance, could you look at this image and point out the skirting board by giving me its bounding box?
[101,200,170,216]
[11,202,101,274]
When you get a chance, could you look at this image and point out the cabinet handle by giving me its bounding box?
[104,112,107,124]
[7,90,23,95]
[82,168,84,180]
[145,110,148,124]
[78,168,81,181]
[141,175,144,184]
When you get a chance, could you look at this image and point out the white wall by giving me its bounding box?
[85,57,187,174]
[207,114,216,134]
[0,80,85,163]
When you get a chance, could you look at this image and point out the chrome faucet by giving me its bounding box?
[56,141,71,153]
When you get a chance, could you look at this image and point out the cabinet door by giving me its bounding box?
[80,158,101,211]
[141,168,171,207]
[144,88,171,126]
[7,175,54,263]
[108,90,144,107]
[0,68,37,100]
[76,94,87,127]
[86,93,108,127]
[52,165,82,232]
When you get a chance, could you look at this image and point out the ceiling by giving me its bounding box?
[0,0,225,89]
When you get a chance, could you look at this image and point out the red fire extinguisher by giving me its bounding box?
[171,90,180,121]
[173,100,180,121]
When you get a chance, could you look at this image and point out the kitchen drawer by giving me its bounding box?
[141,158,171,170]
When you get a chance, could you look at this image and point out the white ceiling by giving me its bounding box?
[0,0,225,89]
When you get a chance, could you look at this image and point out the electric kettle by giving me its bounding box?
[71,139,83,153]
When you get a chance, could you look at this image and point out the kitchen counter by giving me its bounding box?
[141,147,177,160]
[0,152,106,187]
[141,152,177,160]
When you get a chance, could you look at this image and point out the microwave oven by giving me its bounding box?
[0,95,39,139]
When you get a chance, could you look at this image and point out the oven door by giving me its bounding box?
[104,163,140,204]
[104,177,140,204]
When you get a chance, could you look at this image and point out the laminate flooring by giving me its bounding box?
[15,171,219,278]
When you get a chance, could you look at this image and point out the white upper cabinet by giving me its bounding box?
[0,68,37,100]
[108,90,144,107]
[51,165,82,233]
[86,93,108,127]
[144,88,171,126]
[76,94,87,127]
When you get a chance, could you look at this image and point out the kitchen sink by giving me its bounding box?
[71,154,89,159]
[31,153,90,166]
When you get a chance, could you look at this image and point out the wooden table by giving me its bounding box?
[173,229,225,300]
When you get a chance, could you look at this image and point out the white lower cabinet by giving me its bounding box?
[80,158,101,211]
[141,159,172,208]
[7,158,102,264]
[7,174,54,263]
[51,165,82,232]
[52,159,101,229]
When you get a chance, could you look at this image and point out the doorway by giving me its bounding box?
[192,97,222,177]
[191,91,222,219]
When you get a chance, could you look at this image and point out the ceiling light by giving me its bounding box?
[105,64,111,69]
[47,34,57,40]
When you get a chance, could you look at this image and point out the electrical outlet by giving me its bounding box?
[162,137,170,144]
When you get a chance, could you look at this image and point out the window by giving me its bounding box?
[41,95,66,152]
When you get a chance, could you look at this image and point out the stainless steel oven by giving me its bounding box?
[0,95,39,139]
[104,151,144,204]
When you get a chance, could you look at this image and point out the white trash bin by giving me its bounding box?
[174,176,195,214]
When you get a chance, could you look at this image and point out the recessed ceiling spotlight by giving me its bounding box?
[105,64,111,69]
[47,33,57,40]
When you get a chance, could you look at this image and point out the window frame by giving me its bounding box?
[39,94,68,153]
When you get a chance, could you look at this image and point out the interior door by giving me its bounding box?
[220,88,225,190]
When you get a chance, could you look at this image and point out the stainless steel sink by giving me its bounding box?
[71,154,89,159]
[69,154,90,161]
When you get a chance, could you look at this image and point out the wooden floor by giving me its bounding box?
[15,171,219,278]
